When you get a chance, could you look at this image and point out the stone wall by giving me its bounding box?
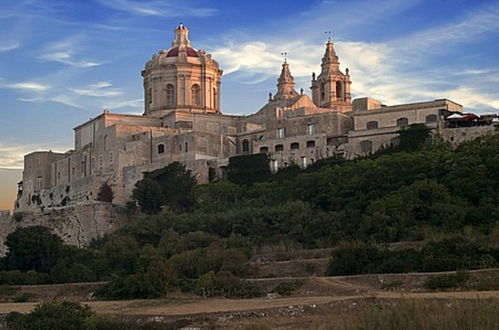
[0,202,133,255]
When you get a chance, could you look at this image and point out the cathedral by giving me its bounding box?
[17,24,490,211]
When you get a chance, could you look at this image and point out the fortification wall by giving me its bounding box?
[0,202,133,255]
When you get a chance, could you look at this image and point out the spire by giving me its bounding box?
[172,23,191,47]
[275,59,298,100]
[322,40,339,65]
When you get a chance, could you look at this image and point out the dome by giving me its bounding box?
[166,46,199,58]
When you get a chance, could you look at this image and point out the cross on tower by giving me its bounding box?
[280,52,288,62]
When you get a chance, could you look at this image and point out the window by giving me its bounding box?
[336,81,343,101]
[301,156,307,168]
[259,146,269,153]
[277,128,285,139]
[185,142,188,153]
[275,144,284,152]
[242,139,249,153]
[272,160,279,172]
[166,84,175,108]
[426,114,438,123]
[103,135,108,151]
[99,155,103,168]
[191,84,201,106]
[307,124,315,135]
[360,140,373,153]
[291,142,300,150]
[320,82,325,101]
[109,153,114,164]
[366,121,379,130]
[306,140,316,148]
[213,88,218,109]
[36,177,42,190]
[158,144,165,154]
[147,88,152,104]
[396,117,409,126]
[179,144,182,152]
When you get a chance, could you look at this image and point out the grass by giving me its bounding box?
[325,299,499,330]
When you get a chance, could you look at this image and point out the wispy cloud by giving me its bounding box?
[69,81,123,97]
[0,141,68,170]
[95,0,217,17]
[0,81,51,92]
[0,41,20,53]
[38,38,104,68]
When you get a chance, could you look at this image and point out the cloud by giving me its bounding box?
[69,81,123,97]
[95,0,217,17]
[0,141,68,170]
[38,38,104,68]
[1,81,51,92]
[102,98,143,111]
[0,41,20,53]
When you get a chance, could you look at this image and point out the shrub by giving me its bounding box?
[424,271,471,291]
[273,281,303,296]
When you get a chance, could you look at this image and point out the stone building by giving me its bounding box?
[14,24,496,212]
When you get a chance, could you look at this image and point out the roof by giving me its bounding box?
[166,46,198,57]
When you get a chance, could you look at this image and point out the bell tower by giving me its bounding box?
[311,39,352,112]
[274,59,299,100]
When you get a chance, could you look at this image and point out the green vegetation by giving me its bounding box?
[2,129,499,298]
[6,301,185,330]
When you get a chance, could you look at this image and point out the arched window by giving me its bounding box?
[259,146,269,153]
[275,144,284,152]
[336,81,343,101]
[290,142,300,150]
[396,117,409,126]
[366,121,379,130]
[191,84,201,106]
[213,88,218,110]
[103,135,108,151]
[147,88,152,104]
[426,114,437,123]
[242,139,249,153]
[319,82,325,101]
[166,84,175,108]
[157,144,165,154]
[360,140,373,153]
[306,140,316,148]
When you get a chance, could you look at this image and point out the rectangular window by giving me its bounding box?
[36,177,42,190]
[307,124,315,135]
[277,128,285,139]
[301,156,307,169]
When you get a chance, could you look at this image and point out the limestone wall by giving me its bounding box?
[0,202,133,255]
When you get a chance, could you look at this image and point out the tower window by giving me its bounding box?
[320,82,325,101]
[213,87,218,110]
[191,84,201,106]
[147,88,152,104]
[336,81,343,102]
[166,84,175,108]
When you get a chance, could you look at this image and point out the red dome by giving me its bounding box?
[166,47,198,57]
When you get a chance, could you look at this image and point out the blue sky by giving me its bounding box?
[1,0,499,209]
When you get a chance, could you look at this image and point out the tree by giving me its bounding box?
[132,178,164,214]
[227,153,271,185]
[7,301,93,330]
[3,226,65,273]
[96,182,114,203]
[398,123,431,151]
[133,162,197,213]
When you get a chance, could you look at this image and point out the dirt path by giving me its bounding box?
[1,290,498,316]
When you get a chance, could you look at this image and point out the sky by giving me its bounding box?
[1,0,499,210]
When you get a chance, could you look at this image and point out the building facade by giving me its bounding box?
[15,24,496,212]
